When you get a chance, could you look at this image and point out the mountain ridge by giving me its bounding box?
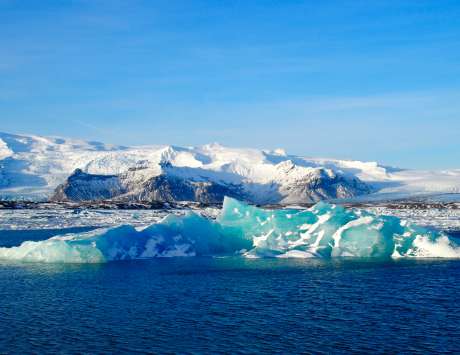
[1,131,459,203]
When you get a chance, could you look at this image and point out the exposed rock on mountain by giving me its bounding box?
[52,165,369,204]
[277,168,371,203]
[129,174,246,203]
[52,169,126,202]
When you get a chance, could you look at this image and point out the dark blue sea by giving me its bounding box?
[0,229,459,354]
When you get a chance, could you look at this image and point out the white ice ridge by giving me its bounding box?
[0,198,459,263]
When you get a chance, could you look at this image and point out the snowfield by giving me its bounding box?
[0,131,459,203]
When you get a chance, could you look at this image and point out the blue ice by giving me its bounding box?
[0,197,459,263]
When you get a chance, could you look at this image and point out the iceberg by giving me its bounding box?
[0,197,459,263]
[219,198,460,259]
[0,212,251,263]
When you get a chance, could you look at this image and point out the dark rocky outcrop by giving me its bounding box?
[132,174,246,203]
[52,169,126,202]
[52,170,247,204]
[52,167,370,204]
[280,169,371,203]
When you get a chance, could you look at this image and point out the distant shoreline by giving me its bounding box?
[1,199,458,211]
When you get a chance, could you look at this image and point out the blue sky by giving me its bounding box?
[1,0,459,168]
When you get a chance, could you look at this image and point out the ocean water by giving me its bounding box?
[0,229,459,354]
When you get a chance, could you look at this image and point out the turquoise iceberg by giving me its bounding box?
[219,198,460,259]
[0,197,459,263]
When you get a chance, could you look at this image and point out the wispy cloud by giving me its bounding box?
[71,119,119,138]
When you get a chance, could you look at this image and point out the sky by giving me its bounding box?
[1,0,459,169]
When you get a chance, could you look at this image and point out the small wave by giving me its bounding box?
[1,198,459,263]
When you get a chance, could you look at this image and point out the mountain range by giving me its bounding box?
[1,132,459,204]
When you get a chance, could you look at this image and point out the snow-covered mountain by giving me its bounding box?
[0,132,459,203]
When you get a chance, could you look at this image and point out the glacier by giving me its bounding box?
[0,197,459,263]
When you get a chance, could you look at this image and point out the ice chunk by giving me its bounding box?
[0,197,459,263]
[219,198,460,259]
[0,211,252,263]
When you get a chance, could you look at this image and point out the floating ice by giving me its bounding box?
[0,211,251,263]
[219,198,460,259]
[0,197,459,263]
